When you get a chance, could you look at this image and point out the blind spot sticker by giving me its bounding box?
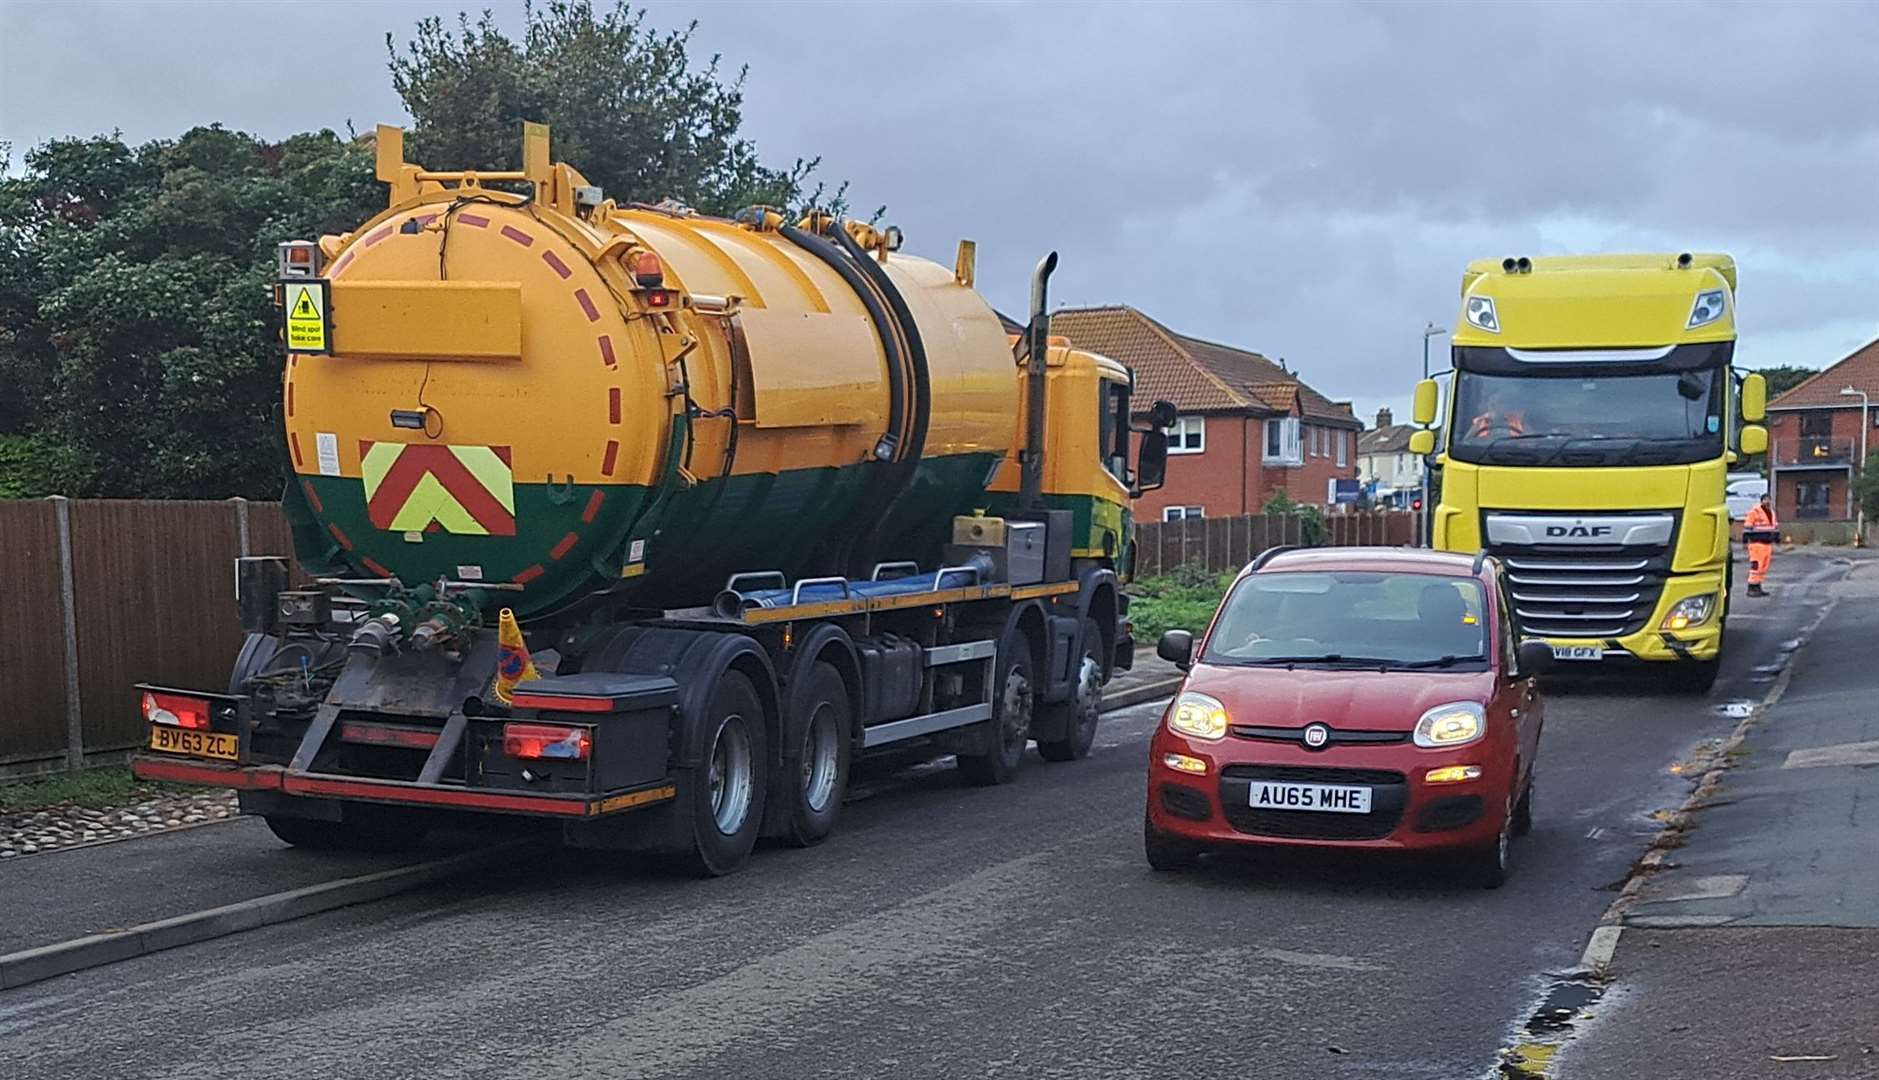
[316,432,340,477]
[628,539,646,563]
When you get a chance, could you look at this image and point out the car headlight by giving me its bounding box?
[1167,692,1228,742]
[1413,701,1484,748]
[1687,289,1728,329]
[1464,295,1500,333]
[1662,593,1716,631]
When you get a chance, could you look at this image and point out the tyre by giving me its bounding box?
[1038,618,1106,763]
[1512,774,1534,837]
[771,662,851,848]
[263,809,424,852]
[1466,792,1514,889]
[665,670,769,877]
[1667,658,1720,695]
[1144,813,1201,872]
[957,629,1036,786]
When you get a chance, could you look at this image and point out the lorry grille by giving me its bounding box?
[1483,511,1679,639]
[1499,554,1669,638]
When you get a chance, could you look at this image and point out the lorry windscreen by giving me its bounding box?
[1449,368,1724,467]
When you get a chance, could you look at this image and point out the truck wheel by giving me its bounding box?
[1668,658,1720,695]
[667,670,769,877]
[957,629,1035,786]
[263,810,422,852]
[1037,617,1104,763]
[772,662,851,847]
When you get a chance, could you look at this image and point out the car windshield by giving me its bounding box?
[1449,368,1724,466]
[1203,571,1491,669]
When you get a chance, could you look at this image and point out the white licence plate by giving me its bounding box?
[1551,645,1603,662]
[1249,782,1372,814]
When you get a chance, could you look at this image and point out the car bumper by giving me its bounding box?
[1146,727,1515,853]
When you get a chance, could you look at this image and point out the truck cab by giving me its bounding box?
[1409,253,1769,691]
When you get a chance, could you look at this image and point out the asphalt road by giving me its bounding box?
[0,549,1846,1080]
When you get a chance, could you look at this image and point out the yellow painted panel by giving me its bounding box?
[737,306,888,430]
[331,281,523,360]
[1475,465,1687,510]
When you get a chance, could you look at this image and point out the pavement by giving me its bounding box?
[1558,551,1879,1079]
[0,549,1857,1080]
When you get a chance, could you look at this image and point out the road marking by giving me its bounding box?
[1782,739,1879,770]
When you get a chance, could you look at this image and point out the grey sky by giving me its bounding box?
[5,0,1877,424]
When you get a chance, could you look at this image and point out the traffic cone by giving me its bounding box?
[491,608,539,706]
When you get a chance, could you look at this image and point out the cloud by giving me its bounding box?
[6,0,1875,426]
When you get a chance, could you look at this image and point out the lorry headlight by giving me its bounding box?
[1687,289,1728,329]
[1464,296,1500,333]
[1167,692,1229,742]
[1413,702,1484,748]
[1662,594,1716,631]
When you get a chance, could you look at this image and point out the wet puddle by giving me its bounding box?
[1498,978,1607,1078]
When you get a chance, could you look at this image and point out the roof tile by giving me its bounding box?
[1768,337,1879,410]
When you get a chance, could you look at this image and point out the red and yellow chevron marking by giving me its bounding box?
[360,442,516,536]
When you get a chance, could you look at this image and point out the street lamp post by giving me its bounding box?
[1842,385,1870,545]
[1419,324,1446,546]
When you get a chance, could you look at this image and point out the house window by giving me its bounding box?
[1163,506,1205,522]
[1311,426,1323,457]
[1795,480,1832,519]
[1165,415,1205,455]
[1335,429,1348,467]
[1265,417,1302,465]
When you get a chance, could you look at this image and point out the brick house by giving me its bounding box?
[1049,306,1361,522]
[1765,337,1879,523]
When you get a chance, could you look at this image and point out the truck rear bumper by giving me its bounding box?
[131,754,675,818]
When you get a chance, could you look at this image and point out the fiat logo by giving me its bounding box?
[1303,723,1331,749]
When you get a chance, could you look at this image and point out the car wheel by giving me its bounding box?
[1037,617,1104,763]
[957,629,1035,786]
[1468,793,1514,889]
[1512,774,1534,837]
[1144,813,1201,872]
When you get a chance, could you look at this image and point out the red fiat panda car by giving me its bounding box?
[1144,546,1550,887]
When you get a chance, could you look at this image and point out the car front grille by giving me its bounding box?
[1218,765,1407,841]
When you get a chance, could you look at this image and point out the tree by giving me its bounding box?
[388,1,841,215]
[1261,490,1326,546]
[1755,365,1818,400]
[0,128,383,498]
[1854,448,1879,523]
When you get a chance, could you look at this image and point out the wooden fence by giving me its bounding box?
[1132,510,1416,578]
[0,498,296,775]
[1,498,1415,775]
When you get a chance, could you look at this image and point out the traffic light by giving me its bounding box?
[1411,498,1423,512]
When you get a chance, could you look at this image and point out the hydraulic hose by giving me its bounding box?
[777,224,907,461]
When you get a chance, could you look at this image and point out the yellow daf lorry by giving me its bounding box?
[1409,254,1768,692]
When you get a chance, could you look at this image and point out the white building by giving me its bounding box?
[1357,407,1424,507]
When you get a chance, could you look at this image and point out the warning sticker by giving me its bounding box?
[284,281,328,353]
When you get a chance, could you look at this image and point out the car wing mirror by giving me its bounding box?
[1157,629,1193,671]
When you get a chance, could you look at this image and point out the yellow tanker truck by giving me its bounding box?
[1409,253,1769,693]
[132,124,1171,874]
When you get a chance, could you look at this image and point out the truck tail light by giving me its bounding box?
[502,723,591,761]
[143,690,210,730]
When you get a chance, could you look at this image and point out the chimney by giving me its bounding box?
[1375,406,1393,429]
